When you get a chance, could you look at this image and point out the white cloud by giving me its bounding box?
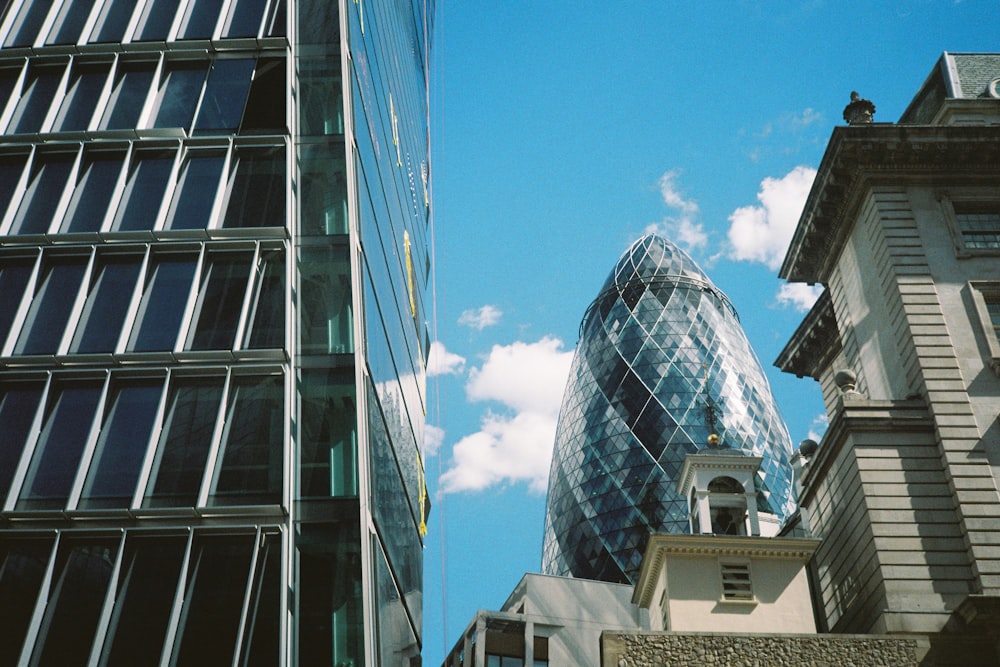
[807,413,829,443]
[648,170,707,252]
[775,283,823,312]
[424,423,445,457]
[790,108,822,129]
[439,336,574,494]
[458,305,502,330]
[427,340,466,377]
[727,166,817,270]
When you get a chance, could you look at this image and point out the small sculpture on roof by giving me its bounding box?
[843,91,876,125]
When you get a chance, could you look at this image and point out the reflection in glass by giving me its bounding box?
[299,58,344,135]
[210,375,283,506]
[0,257,34,347]
[3,0,50,47]
[52,63,110,132]
[188,252,252,350]
[299,144,347,235]
[90,0,136,43]
[70,256,141,353]
[60,151,125,233]
[300,369,357,497]
[0,381,44,504]
[79,380,163,509]
[173,535,255,666]
[111,150,174,231]
[46,0,94,45]
[164,152,224,230]
[300,244,353,354]
[297,522,363,667]
[193,59,255,134]
[177,0,223,40]
[223,0,268,38]
[128,254,197,352]
[14,258,87,355]
[99,61,155,130]
[144,377,224,507]
[17,380,103,510]
[9,63,63,134]
[244,251,285,349]
[135,0,181,42]
[223,147,285,228]
[0,539,53,667]
[297,0,340,51]
[100,536,186,667]
[30,539,120,667]
[149,62,208,129]
[9,153,75,235]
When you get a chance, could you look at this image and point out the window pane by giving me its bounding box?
[60,151,125,233]
[0,380,45,504]
[177,0,222,39]
[46,0,93,45]
[111,149,173,231]
[210,374,283,505]
[9,152,75,236]
[3,0,50,47]
[17,380,103,510]
[193,58,254,134]
[223,0,267,38]
[90,0,135,43]
[188,252,252,350]
[30,539,120,667]
[79,379,163,509]
[135,0,181,41]
[297,523,363,667]
[14,257,87,355]
[245,250,285,349]
[300,369,356,498]
[99,61,155,131]
[240,58,285,134]
[299,58,343,136]
[9,63,63,134]
[0,154,27,223]
[223,146,285,228]
[144,377,224,508]
[299,143,347,235]
[0,538,54,667]
[128,254,197,352]
[0,64,22,114]
[0,257,34,346]
[149,61,208,130]
[163,152,224,230]
[240,533,281,667]
[300,244,353,354]
[101,535,186,667]
[297,0,339,52]
[52,62,110,132]
[70,255,141,353]
[173,534,255,666]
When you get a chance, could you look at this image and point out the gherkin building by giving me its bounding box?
[541,234,795,584]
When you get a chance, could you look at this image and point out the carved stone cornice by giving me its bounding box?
[774,288,840,379]
[780,124,1000,284]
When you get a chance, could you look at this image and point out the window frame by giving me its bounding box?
[718,558,756,604]
[970,281,1000,377]
[942,193,1000,257]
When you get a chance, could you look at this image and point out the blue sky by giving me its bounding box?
[421,1,997,662]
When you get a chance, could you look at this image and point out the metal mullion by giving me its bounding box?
[100,138,136,234]
[0,0,19,45]
[0,142,32,237]
[118,0,147,45]
[135,52,167,132]
[196,366,233,508]
[164,0,188,43]
[231,241,262,352]
[117,245,153,354]
[186,57,214,136]
[217,0,238,39]
[83,54,120,135]
[206,140,236,233]
[27,0,62,50]
[74,2,105,49]
[85,531,128,667]
[230,526,264,667]
[0,246,40,355]
[154,142,187,233]
[34,142,84,236]
[158,529,195,667]
[131,371,172,509]
[1,370,50,511]
[173,243,207,352]
[0,58,27,133]
[282,364,291,508]
[56,244,97,354]
[31,58,73,135]
[15,530,61,667]
[65,370,112,511]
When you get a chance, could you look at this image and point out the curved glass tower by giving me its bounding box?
[541,234,795,584]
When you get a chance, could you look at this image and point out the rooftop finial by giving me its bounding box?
[843,91,876,125]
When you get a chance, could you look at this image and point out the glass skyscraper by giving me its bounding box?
[541,234,795,585]
[0,1,431,665]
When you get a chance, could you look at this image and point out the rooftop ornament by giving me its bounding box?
[843,91,876,125]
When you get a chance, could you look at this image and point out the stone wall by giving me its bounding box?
[601,631,926,667]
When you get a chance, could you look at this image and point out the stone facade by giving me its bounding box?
[602,631,926,667]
